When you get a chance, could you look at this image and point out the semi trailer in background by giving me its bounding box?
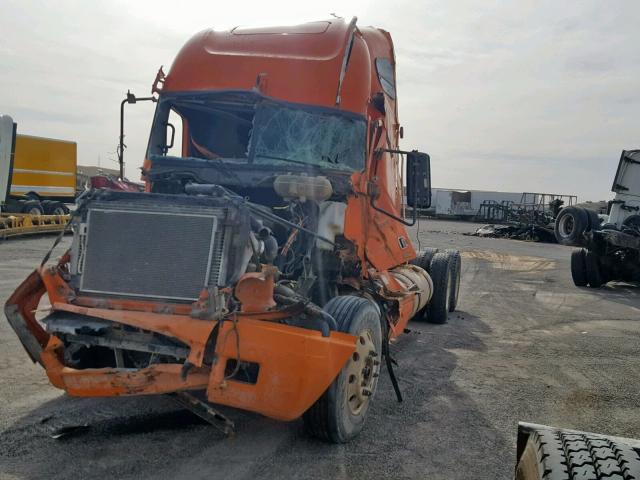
[0,115,73,238]
[0,114,74,215]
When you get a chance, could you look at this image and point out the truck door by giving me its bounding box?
[612,150,640,197]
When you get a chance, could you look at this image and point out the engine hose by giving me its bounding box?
[263,234,278,263]
[273,289,338,334]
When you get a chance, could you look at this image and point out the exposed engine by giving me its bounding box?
[45,173,360,370]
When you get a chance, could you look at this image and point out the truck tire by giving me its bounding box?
[515,425,640,479]
[303,296,382,443]
[570,249,588,287]
[409,248,440,323]
[585,251,604,288]
[410,247,439,274]
[42,201,69,215]
[445,249,461,312]
[20,200,44,216]
[426,252,451,324]
[554,207,588,246]
[586,209,601,231]
[622,214,640,232]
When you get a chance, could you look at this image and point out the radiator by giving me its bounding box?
[76,202,227,302]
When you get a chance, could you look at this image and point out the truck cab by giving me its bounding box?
[6,18,455,443]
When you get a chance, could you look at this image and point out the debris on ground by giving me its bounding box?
[469,196,568,242]
[49,424,90,440]
[468,223,556,242]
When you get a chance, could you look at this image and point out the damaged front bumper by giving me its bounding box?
[5,267,356,421]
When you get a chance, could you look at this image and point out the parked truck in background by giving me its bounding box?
[0,114,74,216]
[555,149,640,288]
[5,17,463,443]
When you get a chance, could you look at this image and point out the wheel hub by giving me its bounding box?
[345,329,380,415]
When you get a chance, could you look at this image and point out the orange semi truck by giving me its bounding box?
[5,18,461,442]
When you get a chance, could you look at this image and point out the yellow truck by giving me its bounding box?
[0,114,75,215]
[0,114,73,238]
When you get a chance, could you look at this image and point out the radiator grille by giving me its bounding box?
[79,207,224,301]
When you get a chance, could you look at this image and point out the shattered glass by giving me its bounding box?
[251,103,366,172]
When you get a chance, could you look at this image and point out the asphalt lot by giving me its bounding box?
[1,219,640,479]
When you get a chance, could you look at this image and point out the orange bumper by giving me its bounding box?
[5,269,356,421]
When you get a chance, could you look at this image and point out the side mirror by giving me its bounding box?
[406,150,431,209]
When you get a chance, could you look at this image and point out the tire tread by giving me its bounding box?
[517,427,640,480]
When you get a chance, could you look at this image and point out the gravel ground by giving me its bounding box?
[1,220,640,479]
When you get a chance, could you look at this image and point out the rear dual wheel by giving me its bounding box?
[411,250,461,324]
[426,253,453,324]
[41,200,69,215]
[570,249,604,288]
[445,249,461,312]
[20,200,44,216]
[303,296,382,443]
[570,249,588,286]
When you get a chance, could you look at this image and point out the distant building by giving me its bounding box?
[410,188,577,219]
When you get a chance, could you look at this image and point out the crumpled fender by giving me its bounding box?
[4,269,50,364]
[208,317,356,421]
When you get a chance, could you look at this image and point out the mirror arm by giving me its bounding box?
[375,147,417,156]
[370,148,430,225]
[369,147,419,226]
[371,194,417,226]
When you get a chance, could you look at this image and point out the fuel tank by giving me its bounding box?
[389,264,433,316]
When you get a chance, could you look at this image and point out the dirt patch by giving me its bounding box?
[462,250,555,271]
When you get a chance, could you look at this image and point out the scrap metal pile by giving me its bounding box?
[469,193,576,243]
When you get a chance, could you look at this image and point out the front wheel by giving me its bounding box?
[303,296,382,443]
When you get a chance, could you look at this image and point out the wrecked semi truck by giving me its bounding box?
[5,18,461,442]
[555,150,640,288]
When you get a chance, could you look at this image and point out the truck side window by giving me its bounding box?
[375,58,396,99]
